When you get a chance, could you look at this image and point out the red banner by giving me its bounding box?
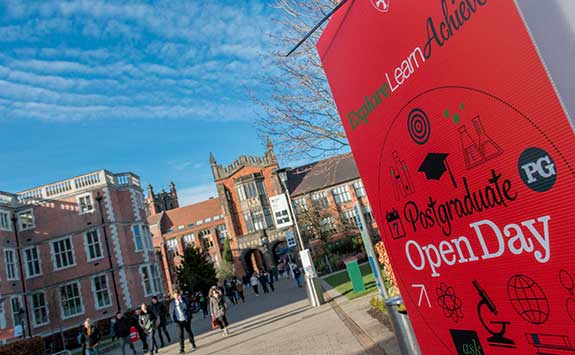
[317,1,575,354]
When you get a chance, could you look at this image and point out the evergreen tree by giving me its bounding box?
[223,237,233,264]
[175,246,217,295]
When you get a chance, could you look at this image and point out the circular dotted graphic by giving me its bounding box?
[407,108,431,145]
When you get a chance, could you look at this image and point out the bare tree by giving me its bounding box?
[295,197,347,273]
[251,0,348,160]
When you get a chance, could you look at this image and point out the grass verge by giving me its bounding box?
[323,263,381,300]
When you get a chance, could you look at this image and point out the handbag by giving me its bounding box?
[211,318,219,329]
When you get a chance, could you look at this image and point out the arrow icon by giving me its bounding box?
[412,284,431,307]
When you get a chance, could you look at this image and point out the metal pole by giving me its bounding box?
[95,192,122,313]
[385,296,422,355]
[279,172,323,306]
[286,0,349,56]
[11,214,32,338]
[279,178,305,251]
[353,203,388,299]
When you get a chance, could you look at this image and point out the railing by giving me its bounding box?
[74,172,102,189]
[0,192,17,204]
[17,170,141,202]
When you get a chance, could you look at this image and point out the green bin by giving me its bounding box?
[344,257,365,293]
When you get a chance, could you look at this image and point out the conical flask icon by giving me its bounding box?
[459,115,502,170]
[459,126,485,169]
[473,116,502,160]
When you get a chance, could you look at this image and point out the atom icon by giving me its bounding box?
[436,282,464,323]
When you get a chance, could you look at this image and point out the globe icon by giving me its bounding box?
[507,274,549,324]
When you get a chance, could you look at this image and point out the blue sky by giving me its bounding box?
[0,0,285,204]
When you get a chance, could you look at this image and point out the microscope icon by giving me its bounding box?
[472,280,515,348]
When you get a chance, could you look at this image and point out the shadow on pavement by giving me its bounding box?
[351,343,390,355]
[199,307,335,355]
[110,279,309,354]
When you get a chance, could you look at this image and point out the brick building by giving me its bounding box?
[210,139,293,276]
[148,198,227,294]
[145,182,179,216]
[284,153,379,269]
[0,170,162,344]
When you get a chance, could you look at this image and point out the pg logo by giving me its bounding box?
[518,147,557,192]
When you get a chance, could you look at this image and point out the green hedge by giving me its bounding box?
[0,337,45,355]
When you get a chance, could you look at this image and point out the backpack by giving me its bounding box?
[129,326,140,343]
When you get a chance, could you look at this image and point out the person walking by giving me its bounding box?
[250,273,260,296]
[138,304,159,355]
[271,265,279,282]
[209,286,230,336]
[113,312,137,355]
[79,318,101,355]
[235,278,245,303]
[293,264,303,287]
[224,280,238,305]
[150,296,171,348]
[169,291,197,354]
[265,270,275,292]
[132,309,148,353]
[279,262,287,279]
[198,291,209,318]
[259,271,269,294]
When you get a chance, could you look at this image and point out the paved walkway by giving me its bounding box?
[321,280,401,355]
[107,278,368,355]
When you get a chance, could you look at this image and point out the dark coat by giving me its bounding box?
[113,316,132,338]
[79,325,101,348]
[150,302,167,324]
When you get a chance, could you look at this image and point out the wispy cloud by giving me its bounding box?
[0,0,278,122]
[178,184,218,206]
[167,160,203,172]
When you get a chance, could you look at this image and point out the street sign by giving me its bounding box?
[318,1,575,354]
[285,230,297,248]
[269,194,293,229]
[299,249,317,278]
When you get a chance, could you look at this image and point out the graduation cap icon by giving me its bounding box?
[418,152,457,188]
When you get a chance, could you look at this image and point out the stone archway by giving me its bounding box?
[241,248,268,276]
[271,240,290,264]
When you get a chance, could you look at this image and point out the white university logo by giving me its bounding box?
[370,0,391,12]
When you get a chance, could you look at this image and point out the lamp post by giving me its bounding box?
[11,213,32,338]
[95,192,122,313]
[277,169,323,307]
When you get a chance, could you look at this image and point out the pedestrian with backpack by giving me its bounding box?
[113,311,137,355]
[138,303,159,355]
